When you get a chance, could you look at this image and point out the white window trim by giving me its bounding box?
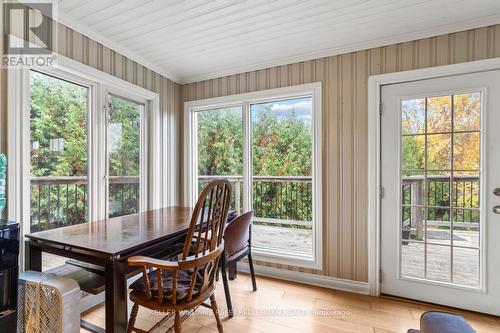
[367,57,500,297]
[183,82,322,270]
[7,55,161,270]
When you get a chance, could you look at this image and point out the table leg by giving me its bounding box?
[25,241,42,271]
[105,259,128,333]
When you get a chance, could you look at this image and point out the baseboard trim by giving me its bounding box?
[237,262,369,295]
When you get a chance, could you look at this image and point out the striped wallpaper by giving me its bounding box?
[182,25,500,282]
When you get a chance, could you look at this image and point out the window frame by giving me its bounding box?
[7,55,160,270]
[184,83,322,269]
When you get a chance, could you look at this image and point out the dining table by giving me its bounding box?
[25,206,194,333]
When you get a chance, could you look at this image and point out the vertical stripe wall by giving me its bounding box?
[182,24,500,282]
[0,6,182,219]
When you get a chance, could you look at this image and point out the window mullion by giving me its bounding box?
[242,102,252,213]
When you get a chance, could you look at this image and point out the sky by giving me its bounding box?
[251,97,312,124]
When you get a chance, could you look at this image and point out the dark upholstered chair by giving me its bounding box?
[408,311,475,333]
[127,180,232,333]
[220,211,257,318]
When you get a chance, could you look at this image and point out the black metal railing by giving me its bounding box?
[402,175,480,242]
[198,175,313,228]
[30,176,139,232]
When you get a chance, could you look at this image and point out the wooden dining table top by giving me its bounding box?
[25,207,194,256]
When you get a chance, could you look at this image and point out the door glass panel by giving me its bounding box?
[426,244,451,283]
[427,96,451,133]
[107,95,143,218]
[401,242,424,279]
[195,106,243,214]
[251,97,313,256]
[426,208,451,246]
[453,247,480,287]
[30,70,89,232]
[401,98,425,135]
[401,207,425,242]
[29,70,89,271]
[400,93,481,288]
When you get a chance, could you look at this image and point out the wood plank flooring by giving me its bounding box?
[81,273,500,333]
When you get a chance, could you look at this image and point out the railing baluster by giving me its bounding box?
[48,184,51,228]
[66,183,69,225]
[38,184,41,228]
[56,184,61,227]
[84,184,87,221]
[74,184,78,219]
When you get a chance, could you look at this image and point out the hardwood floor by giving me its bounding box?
[81,273,500,333]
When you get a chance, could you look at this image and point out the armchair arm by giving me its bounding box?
[128,256,179,270]
[178,242,224,270]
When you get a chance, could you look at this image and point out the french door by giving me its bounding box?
[380,71,500,315]
[105,93,146,218]
[27,69,147,236]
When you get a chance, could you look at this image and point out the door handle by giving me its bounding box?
[494,206,500,214]
[494,188,500,196]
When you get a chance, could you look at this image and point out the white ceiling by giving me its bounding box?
[56,0,500,84]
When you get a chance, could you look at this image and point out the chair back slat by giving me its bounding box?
[183,180,231,259]
[134,180,231,307]
[182,179,231,302]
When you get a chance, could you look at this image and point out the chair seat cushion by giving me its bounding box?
[130,267,204,301]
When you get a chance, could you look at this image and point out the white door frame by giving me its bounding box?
[367,56,500,296]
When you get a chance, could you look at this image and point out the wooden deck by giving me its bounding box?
[252,224,313,255]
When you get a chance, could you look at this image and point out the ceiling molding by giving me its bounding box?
[179,14,500,84]
[55,11,183,84]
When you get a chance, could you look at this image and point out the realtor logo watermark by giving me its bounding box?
[2,1,57,67]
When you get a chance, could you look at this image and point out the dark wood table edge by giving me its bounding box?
[25,231,189,333]
[25,227,189,260]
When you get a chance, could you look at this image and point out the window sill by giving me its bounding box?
[252,246,322,270]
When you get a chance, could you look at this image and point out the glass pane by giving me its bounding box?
[30,70,89,272]
[427,134,451,170]
[453,93,481,132]
[108,95,142,218]
[402,176,425,206]
[454,132,480,171]
[402,207,425,242]
[196,106,243,214]
[401,98,425,135]
[251,97,313,256]
[426,208,451,245]
[453,173,480,208]
[426,244,451,282]
[401,242,424,279]
[30,70,88,234]
[452,248,480,287]
[402,135,425,172]
[453,209,479,248]
[426,172,450,207]
[427,96,451,133]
